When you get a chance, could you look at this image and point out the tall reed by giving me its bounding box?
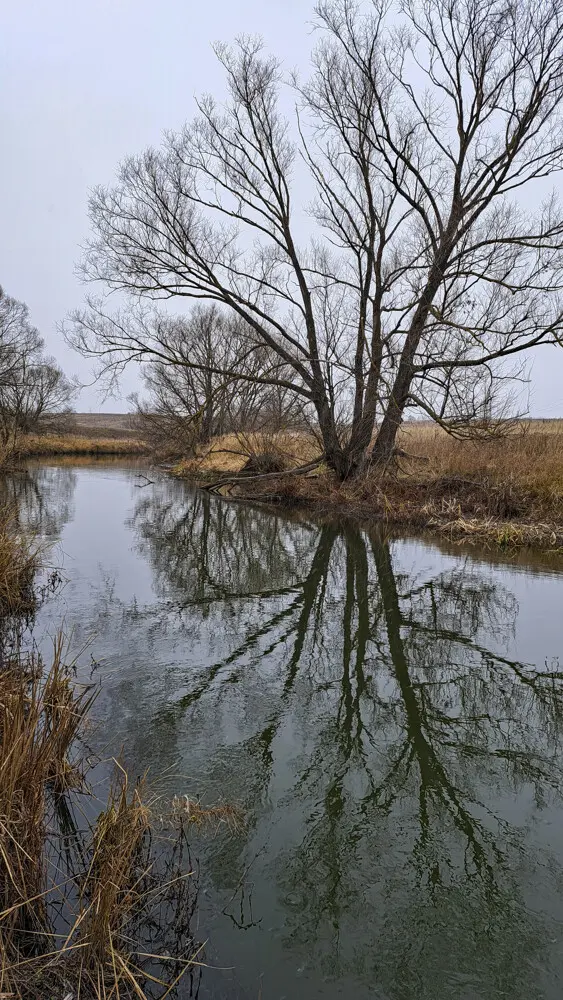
[0,639,200,999]
[0,505,40,615]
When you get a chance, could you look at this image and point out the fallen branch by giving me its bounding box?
[204,456,325,495]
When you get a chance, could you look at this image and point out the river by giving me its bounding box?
[6,460,563,999]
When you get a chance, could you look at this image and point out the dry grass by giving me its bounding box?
[0,507,40,615]
[397,419,563,514]
[0,639,202,1000]
[0,636,95,997]
[70,768,163,999]
[185,420,563,550]
[175,429,319,475]
[17,433,147,458]
[176,420,563,495]
[171,794,244,832]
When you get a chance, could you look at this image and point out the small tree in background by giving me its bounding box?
[0,288,76,448]
[128,304,307,457]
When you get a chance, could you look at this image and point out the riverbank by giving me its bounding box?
[238,471,563,550]
[15,432,147,457]
[2,413,148,459]
[174,422,563,551]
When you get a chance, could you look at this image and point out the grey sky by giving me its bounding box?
[1,0,563,415]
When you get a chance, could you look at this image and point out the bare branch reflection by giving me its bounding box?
[0,465,76,538]
[126,487,563,997]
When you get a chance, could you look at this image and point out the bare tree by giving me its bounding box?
[0,287,76,445]
[69,0,563,478]
[129,304,307,456]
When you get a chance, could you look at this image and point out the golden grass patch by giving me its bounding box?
[176,429,320,474]
[397,421,563,515]
[16,433,147,457]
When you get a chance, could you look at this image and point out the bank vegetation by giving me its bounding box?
[173,420,563,550]
[15,431,147,458]
[0,524,203,997]
[0,506,40,615]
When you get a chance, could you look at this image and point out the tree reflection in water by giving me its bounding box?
[0,464,76,539]
[126,485,563,998]
[0,465,77,662]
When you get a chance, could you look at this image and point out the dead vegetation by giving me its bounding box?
[0,506,40,615]
[0,637,203,999]
[399,420,563,515]
[178,422,563,550]
[0,637,93,997]
[174,429,320,476]
[16,433,147,458]
[171,794,244,833]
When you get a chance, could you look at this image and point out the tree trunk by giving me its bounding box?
[201,398,213,444]
[315,241,452,478]
[370,233,458,468]
[312,385,348,480]
[370,384,408,468]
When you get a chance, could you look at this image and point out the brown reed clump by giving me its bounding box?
[172,793,244,833]
[0,506,40,615]
[0,635,95,997]
[65,771,201,999]
[74,766,152,976]
[0,640,201,1000]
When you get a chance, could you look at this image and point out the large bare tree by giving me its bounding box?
[70,0,563,478]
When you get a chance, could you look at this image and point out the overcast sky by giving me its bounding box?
[2,0,563,415]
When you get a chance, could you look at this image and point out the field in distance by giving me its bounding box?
[68,412,139,439]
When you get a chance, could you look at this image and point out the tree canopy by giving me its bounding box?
[70,0,563,478]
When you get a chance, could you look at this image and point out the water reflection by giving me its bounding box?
[14,464,563,999]
[0,467,76,662]
[130,486,317,601]
[0,464,76,538]
[127,486,563,998]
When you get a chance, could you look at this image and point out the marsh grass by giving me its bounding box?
[191,422,563,548]
[17,433,147,457]
[69,769,200,1000]
[0,636,94,993]
[0,640,201,1000]
[0,506,41,615]
[171,794,244,832]
[398,420,563,515]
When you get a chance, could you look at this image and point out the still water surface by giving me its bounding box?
[8,461,563,999]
